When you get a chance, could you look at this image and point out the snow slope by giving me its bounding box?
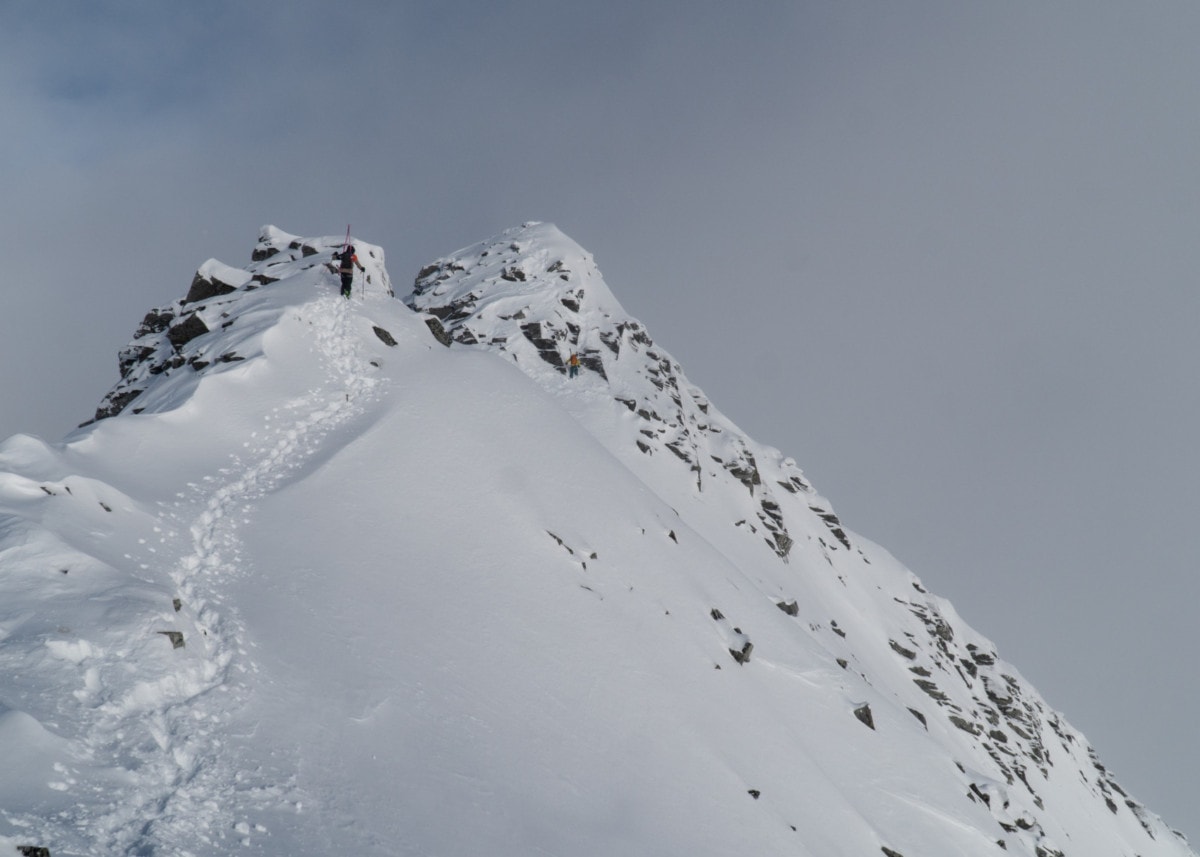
[0,225,1190,857]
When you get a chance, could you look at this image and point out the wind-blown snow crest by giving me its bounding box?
[0,223,1191,857]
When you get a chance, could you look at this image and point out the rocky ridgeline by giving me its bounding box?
[406,222,852,566]
[77,223,1189,856]
[884,585,1174,854]
[409,223,1190,854]
[89,226,392,424]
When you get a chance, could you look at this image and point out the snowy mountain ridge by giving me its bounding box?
[408,221,847,566]
[0,224,1190,856]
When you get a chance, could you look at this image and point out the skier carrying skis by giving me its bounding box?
[568,352,580,379]
[336,245,365,298]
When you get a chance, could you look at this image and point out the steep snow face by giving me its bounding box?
[407,222,844,566]
[0,224,1191,857]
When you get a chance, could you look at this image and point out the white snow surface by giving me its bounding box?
[0,223,1190,856]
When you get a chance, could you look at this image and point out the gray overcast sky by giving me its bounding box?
[2,0,1198,839]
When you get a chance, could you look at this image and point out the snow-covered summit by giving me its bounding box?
[407,221,842,565]
[0,224,1191,857]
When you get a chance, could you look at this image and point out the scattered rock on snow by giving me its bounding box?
[730,639,753,665]
[372,325,398,347]
[854,703,875,730]
[157,631,185,649]
[424,317,453,347]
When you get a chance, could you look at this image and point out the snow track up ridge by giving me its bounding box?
[48,294,380,856]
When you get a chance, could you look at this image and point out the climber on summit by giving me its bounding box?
[568,352,581,379]
[335,245,366,298]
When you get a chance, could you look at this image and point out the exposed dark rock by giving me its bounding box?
[914,678,949,704]
[968,644,996,666]
[136,308,175,337]
[908,707,927,728]
[747,789,761,799]
[18,847,51,857]
[94,388,143,421]
[372,325,398,347]
[854,703,875,730]
[119,345,157,378]
[665,442,692,463]
[881,848,905,857]
[950,715,983,735]
[578,350,607,380]
[149,354,187,375]
[889,640,917,660]
[168,313,210,349]
[769,530,793,559]
[809,504,851,549]
[157,630,185,649]
[520,322,565,369]
[546,531,574,555]
[424,317,453,347]
[729,639,753,665]
[724,454,760,492]
[184,270,238,304]
[598,330,621,355]
[775,600,799,616]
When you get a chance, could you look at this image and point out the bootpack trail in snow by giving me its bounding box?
[17,291,381,856]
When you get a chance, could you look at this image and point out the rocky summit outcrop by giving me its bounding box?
[89,226,393,423]
[406,222,851,566]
